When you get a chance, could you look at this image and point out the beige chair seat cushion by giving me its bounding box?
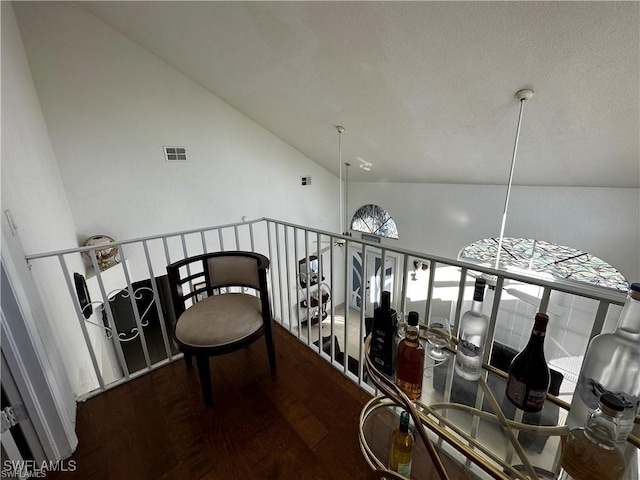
[175,293,263,348]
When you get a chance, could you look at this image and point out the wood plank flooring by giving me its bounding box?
[47,324,374,480]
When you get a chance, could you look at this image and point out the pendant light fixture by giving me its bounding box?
[494,89,534,269]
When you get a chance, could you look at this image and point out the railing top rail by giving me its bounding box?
[24,218,266,260]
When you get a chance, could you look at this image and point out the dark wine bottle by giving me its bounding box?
[369,291,398,376]
[506,312,551,413]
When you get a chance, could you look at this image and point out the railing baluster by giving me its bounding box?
[349,241,365,377]
[539,286,551,314]
[266,221,276,323]
[118,246,152,369]
[284,226,292,332]
[590,300,610,341]
[275,223,285,327]
[293,226,300,336]
[425,260,437,321]
[329,235,336,363]
[304,230,311,346]
[453,267,468,333]
[143,239,173,361]
[89,251,130,381]
[316,231,323,355]
[249,222,255,252]
[200,231,207,254]
[399,254,409,319]
[58,254,105,391]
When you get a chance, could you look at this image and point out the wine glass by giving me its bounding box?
[426,316,452,361]
[396,311,407,339]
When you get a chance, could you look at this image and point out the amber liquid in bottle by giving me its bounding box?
[559,430,626,480]
[389,410,414,477]
[558,393,626,480]
[396,312,424,400]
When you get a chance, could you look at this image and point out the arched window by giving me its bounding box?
[458,237,628,291]
[350,204,398,240]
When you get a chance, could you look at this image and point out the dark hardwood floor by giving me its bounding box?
[47,324,373,480]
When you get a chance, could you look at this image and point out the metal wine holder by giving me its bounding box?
[359,334,640,480]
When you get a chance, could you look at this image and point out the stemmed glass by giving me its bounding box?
[426,316,452,361]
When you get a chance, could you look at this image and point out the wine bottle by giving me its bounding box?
[370,291,398,376]
[566,282,640,445]
[454,278,489,381]
[506,312,550,413]
[389,410,414,477]
[396,311,425,400]
[557,393,626,480]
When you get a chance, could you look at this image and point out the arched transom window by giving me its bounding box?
[458,237,628,291]
[350,204,398,240]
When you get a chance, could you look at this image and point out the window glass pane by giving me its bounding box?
[350,204,399,239]
[458,237,628,291]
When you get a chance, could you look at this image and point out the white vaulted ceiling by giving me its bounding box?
[77,1,639,187]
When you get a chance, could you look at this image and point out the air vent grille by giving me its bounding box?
[164,146,187,162]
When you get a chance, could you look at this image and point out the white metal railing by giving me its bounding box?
[25,217,628,404]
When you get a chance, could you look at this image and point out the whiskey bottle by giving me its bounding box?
[370,291,398,376]
[506,312,551,413]
[454,278,489,381]
[396,311,425,400]
[558,393,626,480]
[389,410,414,477]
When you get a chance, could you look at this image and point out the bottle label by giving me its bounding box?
[506,377,546,411]
[397,460,412,477]
[455,340,482,371]
[458,339,481,358]
[455,352,481,374]
[370,324,395,375]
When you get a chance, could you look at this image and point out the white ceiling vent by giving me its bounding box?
[164,146,187,162]
[301,176,312,186]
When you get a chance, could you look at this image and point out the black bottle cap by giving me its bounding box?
[473,277,486,301]
[381,291,391,309]
[630,283,640,300]
[399,410,410,432]
[631,283,640,293]
[600,393,625,413]
[407,311,419,326]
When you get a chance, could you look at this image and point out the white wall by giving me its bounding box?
[348,182,640,284]
[13,2,339,245]
[1,2,84,418]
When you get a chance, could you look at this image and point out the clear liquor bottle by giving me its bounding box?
[396,311,425,400]
[455,278,489,381]
[566,282,640,445]
[558,393,626,480]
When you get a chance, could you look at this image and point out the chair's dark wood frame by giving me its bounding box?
[166,251,276,405]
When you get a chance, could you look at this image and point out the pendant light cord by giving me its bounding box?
[495,91,532,269]
[337,126,345,234]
